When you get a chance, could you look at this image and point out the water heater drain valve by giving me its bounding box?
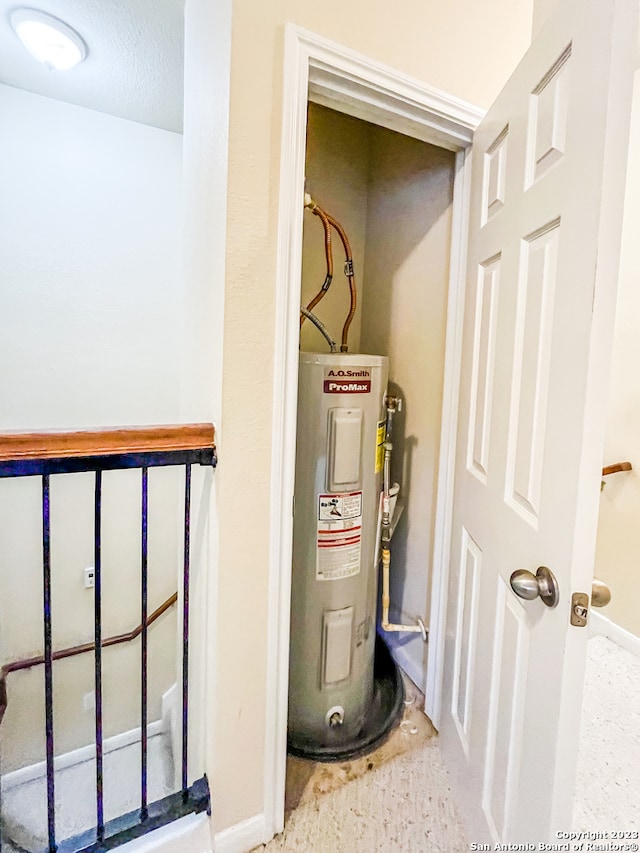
[325,706,345,728]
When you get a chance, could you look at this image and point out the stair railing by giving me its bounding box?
[0,424,216,853]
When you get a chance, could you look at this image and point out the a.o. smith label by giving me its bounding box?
[323,366,371,394]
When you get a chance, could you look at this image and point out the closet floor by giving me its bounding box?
[253,670,469,853]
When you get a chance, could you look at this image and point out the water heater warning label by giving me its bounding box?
[316,491,362,581]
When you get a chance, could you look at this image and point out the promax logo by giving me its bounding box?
[323,380,371,394]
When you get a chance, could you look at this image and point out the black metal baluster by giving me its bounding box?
[140,467,149,821]
[0,444,215,853]
[42,475,56,853]
[181,464,192,798]
[94,471,104,841]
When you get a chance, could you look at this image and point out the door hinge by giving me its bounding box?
[571,592,589,627]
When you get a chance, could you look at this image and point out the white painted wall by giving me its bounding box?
[0,84,183,429]
[181,0,230,429]
[532,0,560,35]
[361,128,455,679]
[180,0,230,834]
[593,68,640,639]
[301,105,370,354]
[0,83,184,771]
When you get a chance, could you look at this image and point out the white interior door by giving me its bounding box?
[439,0,637,843]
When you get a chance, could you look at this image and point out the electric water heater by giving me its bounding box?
[288,351,388,751]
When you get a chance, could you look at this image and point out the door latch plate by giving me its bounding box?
[571,592,589,627]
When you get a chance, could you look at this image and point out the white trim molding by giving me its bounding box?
[589,610,640,658]
[214,813,268,853]
[264,21,483,842]
[121,813,212,853]
[302,28,482,151]
[1,720,164,791]
[425,146,474,729]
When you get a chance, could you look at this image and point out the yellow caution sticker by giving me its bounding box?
[375,421,385,473]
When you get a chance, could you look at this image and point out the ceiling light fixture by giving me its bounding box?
[10,9,87,71]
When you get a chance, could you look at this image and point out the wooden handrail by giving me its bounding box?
[0,592,178,726]
[602,461,632,476]
[0,423,215,463]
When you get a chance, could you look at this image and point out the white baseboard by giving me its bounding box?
[214,813,270,853]
[382,631,426,694]
[162,682,180,790]
[1,720,164,791]
[119,812,212,853]
[589,610,640,657]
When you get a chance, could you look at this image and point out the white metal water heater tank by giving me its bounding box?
[288,351,388,752]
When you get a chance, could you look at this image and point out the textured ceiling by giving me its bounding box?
[0,0,185,132]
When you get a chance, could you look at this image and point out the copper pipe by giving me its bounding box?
[301,198,357,352]
[0,592,178,726]
[301,206,334,329]
[326,213,356,353]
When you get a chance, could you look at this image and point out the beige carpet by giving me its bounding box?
[257,742,468,853]
[254,676,469,853]
[573,634,640,830]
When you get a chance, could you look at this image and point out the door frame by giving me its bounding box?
[265,23,483,837]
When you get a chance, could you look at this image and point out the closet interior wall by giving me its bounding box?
[301,102,456,682]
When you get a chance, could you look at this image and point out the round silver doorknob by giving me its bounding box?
[509,566,559,608]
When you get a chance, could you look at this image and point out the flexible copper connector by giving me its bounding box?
[300,205,333,329]
[326,212,357,352]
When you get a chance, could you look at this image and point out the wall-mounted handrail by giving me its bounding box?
[0,592,178,725]
[602,461,632,476]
